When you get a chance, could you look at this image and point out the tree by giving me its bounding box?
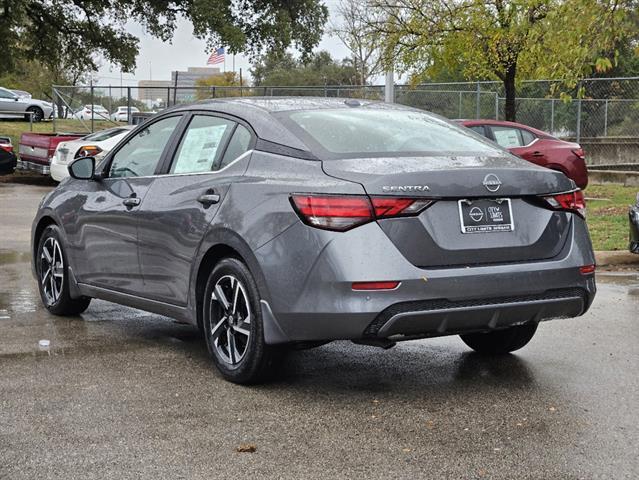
[368,0,636,120]
[195,72,242,98]
[331,0,384,85]
[251,51,358,87]
[0,0,328,77]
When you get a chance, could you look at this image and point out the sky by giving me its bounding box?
[95,4,352,86]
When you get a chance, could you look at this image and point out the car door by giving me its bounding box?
[136,113,254,306]
[70,114,185,294]
[487,125,546,165]
[0,88,21,115]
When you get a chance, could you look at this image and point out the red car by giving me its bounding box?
[458,119,588,189]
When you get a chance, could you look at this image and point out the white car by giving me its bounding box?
[50,126,134,181]
[0,86,53,121]
[72,104,110,121]
[110,106,140,122]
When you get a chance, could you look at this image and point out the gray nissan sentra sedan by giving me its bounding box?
[31,97,596,383]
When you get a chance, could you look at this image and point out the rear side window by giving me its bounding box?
[169,115,234,174]
[218,125,252,170]
[520,129,536,145]
[283,108,500,159]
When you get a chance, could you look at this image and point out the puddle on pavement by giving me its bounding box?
[0,251,31,265]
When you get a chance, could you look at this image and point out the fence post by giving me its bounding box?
[495,93,499,120]
[127,87,131,124]
[458,91,462,118]
[604,99,608,137]
[475,81,481,119]
[90,84,95,133]
[52,87,57,133]
[550,99,555,134]
[576,82,582,143]
[212,87,216,99]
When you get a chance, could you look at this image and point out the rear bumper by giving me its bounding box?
[365,287,587,339]
[49,161,69,181]
[255,217,596,344]
[16,159,50,174]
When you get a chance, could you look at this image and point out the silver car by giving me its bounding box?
[31,98,596,384]
[0,87,53,121]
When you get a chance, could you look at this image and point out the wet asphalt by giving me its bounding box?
[1,183,638,479]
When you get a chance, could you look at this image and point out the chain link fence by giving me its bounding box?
[51,77,639,166]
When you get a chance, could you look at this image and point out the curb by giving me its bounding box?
[595,251,639,268]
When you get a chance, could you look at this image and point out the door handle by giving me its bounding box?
[122,197,140,207]
[530,151,544,157]
[197,192,220,206]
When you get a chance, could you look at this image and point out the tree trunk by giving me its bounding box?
[503,67,517,121]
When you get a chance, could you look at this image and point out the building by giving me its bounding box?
[171,67,222,102]
[137,67,222,106]
[137,80,172,103]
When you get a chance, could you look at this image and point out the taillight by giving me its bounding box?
[75,145,102,158]
[579,264,596,275]
[572,148,585,161]
[290,194,433,231]
[0,144,12,153]
[542,190,586,218]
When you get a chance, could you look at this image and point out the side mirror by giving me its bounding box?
[68,156,96,180]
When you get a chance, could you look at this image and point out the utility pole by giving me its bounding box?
[384,70,394,103]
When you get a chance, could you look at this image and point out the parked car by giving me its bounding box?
[10,89,32,99]
[458,119,588,189]
[17,132,84,174]
[630,193,639,254]
[50,126,135,181]
[110,106,140,122]
[0,87,53,122]
[72,105,110,121]
[31,98,596,384]
[0,136,17,175]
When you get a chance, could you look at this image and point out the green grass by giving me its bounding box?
[585,184,636,251]
[0,119,117,148]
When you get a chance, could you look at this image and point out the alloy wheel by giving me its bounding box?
[209,275,251,365]
[40,237,64,305]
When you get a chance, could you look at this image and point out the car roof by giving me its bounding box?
[167,97,416,153]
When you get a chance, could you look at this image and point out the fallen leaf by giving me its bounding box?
[236,444,257,453]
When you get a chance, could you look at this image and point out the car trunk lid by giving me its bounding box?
[322,154,577,268]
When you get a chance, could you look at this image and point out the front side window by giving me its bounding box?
[109,115,181,178]
[283,108,501,159]
[0,88,16,99]
[169,115,234,174]
[468,125,486,137]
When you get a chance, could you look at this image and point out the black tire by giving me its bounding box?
[460,323,538,355]
[36,225,91,315]
[26,106,44,122]
[202,257,282,384]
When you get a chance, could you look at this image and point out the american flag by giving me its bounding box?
[207,48,225,65]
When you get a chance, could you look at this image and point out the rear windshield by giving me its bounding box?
[83,128,127,142]
[283,108,501,159]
